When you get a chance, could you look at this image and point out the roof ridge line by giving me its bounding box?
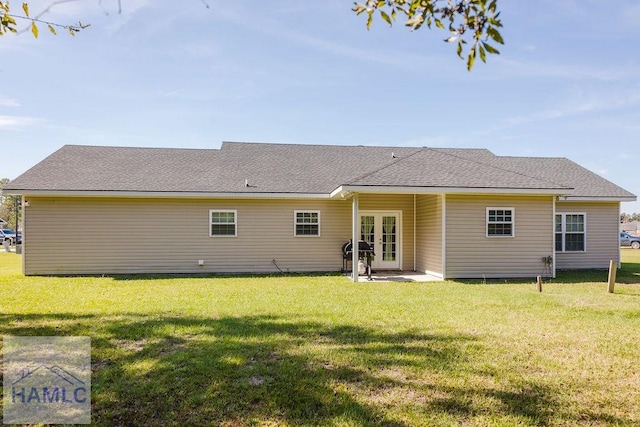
[344,148,426,185]
[221,141,425,150]
[421,147,574,190]
[61,144,223,153]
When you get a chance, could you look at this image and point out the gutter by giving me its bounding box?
[330,185,573,199]
[3,190,332,200]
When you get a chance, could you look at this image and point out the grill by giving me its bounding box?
[341,240,375,280]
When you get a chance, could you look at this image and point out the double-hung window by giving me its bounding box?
[210,210,237,237]
[294,210,320,237]
[486,208,514,237]
[555,213,585,252]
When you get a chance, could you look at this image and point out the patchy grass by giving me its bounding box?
[1,252,639,426]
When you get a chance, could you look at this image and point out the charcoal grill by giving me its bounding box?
[341,240,375,280]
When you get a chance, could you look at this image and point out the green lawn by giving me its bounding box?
[1,251,639,426]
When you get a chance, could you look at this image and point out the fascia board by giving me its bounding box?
[331,185,572,197]
[8,190,331,200]
[559,196,637,202]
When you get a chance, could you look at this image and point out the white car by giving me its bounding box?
[620,231,640,249]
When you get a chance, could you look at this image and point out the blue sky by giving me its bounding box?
[1,0,639,213]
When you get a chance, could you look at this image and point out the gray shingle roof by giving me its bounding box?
[347,148,568,190]
[4,142,635,200]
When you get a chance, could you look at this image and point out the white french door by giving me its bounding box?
[359,211,401,270]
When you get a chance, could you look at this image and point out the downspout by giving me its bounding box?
[352,193,359,282]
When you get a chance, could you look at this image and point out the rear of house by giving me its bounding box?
[5,143,635,279]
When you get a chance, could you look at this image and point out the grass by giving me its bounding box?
[1,251,639,426]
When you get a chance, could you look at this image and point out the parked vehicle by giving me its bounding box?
[0,229,17,245]
[620,231,640,249]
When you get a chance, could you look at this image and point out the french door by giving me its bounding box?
[359,211,401,270]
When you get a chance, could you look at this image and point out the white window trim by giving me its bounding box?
[209,209,237,237]
[555,212,586,252]
[486,207,515,238]
[294,210,321,237]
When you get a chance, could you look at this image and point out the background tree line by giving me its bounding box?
[620,212,640,223]
[0,178,21,231]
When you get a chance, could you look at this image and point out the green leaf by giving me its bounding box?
[366,9,373,30]
[482,41,499,54]
[48,24,57,35]
[478,44,486,62]
[31,21,38,38]
[380,10,392,26]
[352,3,367,15]
[456,40,463,59]
[434,18,444,29]
[467,47,476,71]
[22,2,29,17]
[487,26,504,44]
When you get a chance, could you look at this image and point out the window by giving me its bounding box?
[555,213,585,252]
[210,210,237,237]
[294,210,320,237]
[486,208,514,237]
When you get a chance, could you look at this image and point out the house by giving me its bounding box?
[4,143,636,280]
[620,221,640,236]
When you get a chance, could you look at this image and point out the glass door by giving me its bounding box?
[359,211,401,270]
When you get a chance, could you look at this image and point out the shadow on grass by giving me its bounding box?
[552,260,640,285]
[617,259,640,284]
[0,313,630,426]
[42,271,346,281]
[458,260,640,286]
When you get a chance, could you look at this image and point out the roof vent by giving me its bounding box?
[392,152,398,159]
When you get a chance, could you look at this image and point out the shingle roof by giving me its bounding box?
[484,156,635,199]
[4,142,636,200]
[347,148,567,190]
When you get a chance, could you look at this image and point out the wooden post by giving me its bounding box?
[607,260,617,293]
[536,275,542,293]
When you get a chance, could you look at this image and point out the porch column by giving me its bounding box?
[352,193,359,282]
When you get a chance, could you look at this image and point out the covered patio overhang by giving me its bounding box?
[333,185,573,282]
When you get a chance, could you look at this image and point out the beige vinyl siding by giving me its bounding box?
[445,195,554,279]
[359,194,415,270]
[555,201,620,270]
[22,197,352,275]
[415,194,443,276]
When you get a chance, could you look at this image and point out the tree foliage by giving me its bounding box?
[621,212,640,223]
[1,1,88,37]
[0,178,21,231]
[2,1,502,70]
[353,0,503,70]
